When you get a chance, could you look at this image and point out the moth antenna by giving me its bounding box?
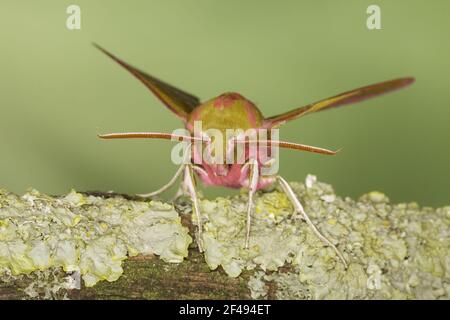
[236,139,339,155]
[98,132,205,143]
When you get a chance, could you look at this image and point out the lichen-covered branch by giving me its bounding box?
[0,175,449,299]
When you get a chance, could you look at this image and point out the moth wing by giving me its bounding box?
[264,77,414,128]
[94,44,200,121]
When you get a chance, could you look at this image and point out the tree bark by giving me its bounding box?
[1,178,449,300]
[0,251,253,300]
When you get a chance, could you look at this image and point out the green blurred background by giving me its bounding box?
[1,0,449,206]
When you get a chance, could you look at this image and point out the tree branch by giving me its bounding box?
[0,175,448,299]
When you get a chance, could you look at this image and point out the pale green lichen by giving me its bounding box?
[22,268,79,300]
[198,175,449,299]
[247,271,268,299]
[0,188,192,287]
[1,175,449,299]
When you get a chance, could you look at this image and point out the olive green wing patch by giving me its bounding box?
[94,44,200,121]
[264,77,414,128]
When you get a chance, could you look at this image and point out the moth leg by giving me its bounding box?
[137,163,185,198]
[172,165,208,201]
[184,164,204,252]
[172,177,188,201]
[276,176,348,268]
[244,159,259,249]
[137,143,192,198]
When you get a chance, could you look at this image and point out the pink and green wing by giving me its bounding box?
[263,77,415,128]
[94,43,200,121]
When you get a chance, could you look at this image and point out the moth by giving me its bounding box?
[95,44,414,267]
